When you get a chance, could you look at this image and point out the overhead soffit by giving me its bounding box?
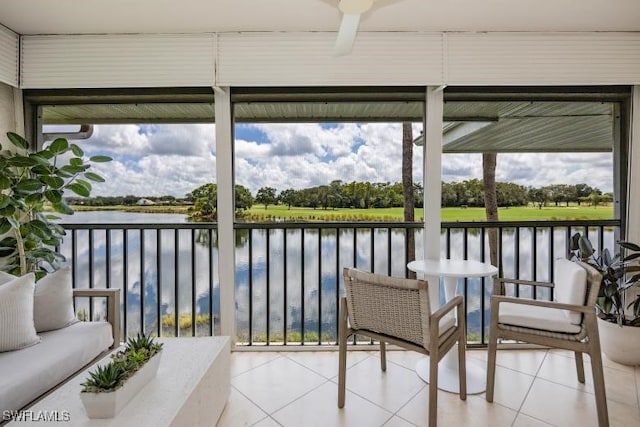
[36,88,620,153]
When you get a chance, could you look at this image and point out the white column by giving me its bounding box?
[423,87,444,260]
[627,86,640,243]
[214,87,236,341]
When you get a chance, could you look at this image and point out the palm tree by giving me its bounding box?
[402,122,416,278]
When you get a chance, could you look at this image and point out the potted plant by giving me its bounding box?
[569,233,640,365]
[80,333,163,418]
[0,132,111,277]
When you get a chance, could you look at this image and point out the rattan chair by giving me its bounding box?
[338,268,467,427]
[486,259,608,427]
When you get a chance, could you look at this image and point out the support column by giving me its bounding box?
[423,86,444,260]
[627,86,640,243]
[214,87,236,341]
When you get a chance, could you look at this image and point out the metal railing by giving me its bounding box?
[61,219,619,347]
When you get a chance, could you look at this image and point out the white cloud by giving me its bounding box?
[65,123,614,197]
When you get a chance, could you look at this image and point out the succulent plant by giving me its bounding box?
[81,363,125,393]
[81,333,162,393]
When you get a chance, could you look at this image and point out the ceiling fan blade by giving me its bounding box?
[333,13,360,56]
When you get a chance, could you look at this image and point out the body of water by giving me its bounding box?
[59,211,616,344]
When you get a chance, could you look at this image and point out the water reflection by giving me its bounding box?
[59,212,616,344]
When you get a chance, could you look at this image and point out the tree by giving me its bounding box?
[402,122,416,277]
[190,183,253,219]
[235,184,254,211]
[482,153,500,273]
[278,188,296,209]
[255,187,277,209]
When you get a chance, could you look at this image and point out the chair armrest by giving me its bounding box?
[491,294,593,314]
[432,295,464,321]
[497,278,555,289]
[73,288,121,349]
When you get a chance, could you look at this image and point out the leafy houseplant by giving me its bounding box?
[0,132,111,278]
[80,334,163,418]
[569,233,640,326]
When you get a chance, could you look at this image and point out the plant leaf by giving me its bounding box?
[619,241,640,251]
[6,132,29,149]
[84,172,105,182]
[48,138,69,154]
[70,144,84,157]
[44,189,62,204]
[15,179,43,192]
[89,155,113,163]
[67,182,90,197]
[40,175,65,189]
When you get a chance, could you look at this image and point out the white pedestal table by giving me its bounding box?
[407,259,498,394]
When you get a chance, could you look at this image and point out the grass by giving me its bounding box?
[71,203,614,222]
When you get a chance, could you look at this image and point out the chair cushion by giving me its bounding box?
[0,267,77,332]
[0,273,40,352]
[499,302,582,334]
[553,258,587,325]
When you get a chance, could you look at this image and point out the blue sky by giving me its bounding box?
[56,123,614,198]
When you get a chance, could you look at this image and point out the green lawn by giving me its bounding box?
[73,203,614,222]
[245,204,614,222]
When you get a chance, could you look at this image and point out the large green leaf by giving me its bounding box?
[25,193,43,206]
[49,138,69,154]
[76,179,92,191]
[44,189,63,204]
[8,156,39,167]
[59,164,89,175]
[0,204,16,217]
[0,176,10,190]
[52,201,74,215]
[69,157,84,167]
[0,218,10,234]
[84,172,105,182]
[89,155,113,163]
[6,132,29,149]
[15,179,43,192]
[68,182,90,197]
[0,194,10,209]
[70,144,84,157]
[40,175,65,189]
[28,153,51,167]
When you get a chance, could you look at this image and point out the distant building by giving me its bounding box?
[136,198,156,206]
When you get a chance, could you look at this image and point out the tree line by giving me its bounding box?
[66,180,611,216]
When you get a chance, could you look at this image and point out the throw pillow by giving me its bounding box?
[0,273,40,352]
[33,266,77,332]
[0,267,77,332]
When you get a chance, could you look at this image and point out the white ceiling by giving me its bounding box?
[1,0,639,35]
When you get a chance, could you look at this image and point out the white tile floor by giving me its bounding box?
[219,348,640,427]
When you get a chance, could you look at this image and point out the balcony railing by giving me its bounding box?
[61,219,619,347]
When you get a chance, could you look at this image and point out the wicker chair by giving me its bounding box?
[486,259,608,427]
[338,268,467,427]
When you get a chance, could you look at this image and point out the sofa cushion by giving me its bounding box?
[0,321,113,413]
[0,273,40,352]
[0,267,77,332]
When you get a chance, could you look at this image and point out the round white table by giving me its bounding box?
[407,258,498,394]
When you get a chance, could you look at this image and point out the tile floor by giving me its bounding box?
[218,348,640,427]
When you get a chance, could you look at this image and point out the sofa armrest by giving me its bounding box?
[73,288,121,349]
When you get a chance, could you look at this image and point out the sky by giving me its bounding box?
[55,123,614,198]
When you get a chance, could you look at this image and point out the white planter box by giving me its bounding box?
[80,351,162,418]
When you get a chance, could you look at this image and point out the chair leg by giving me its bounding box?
[574,351,585,383]
[338,299,348,408]
[429,348,439,427]
[458,331,467,400]
[486,330,498,402]
[380,341,387,372]
[589,349,609,427]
